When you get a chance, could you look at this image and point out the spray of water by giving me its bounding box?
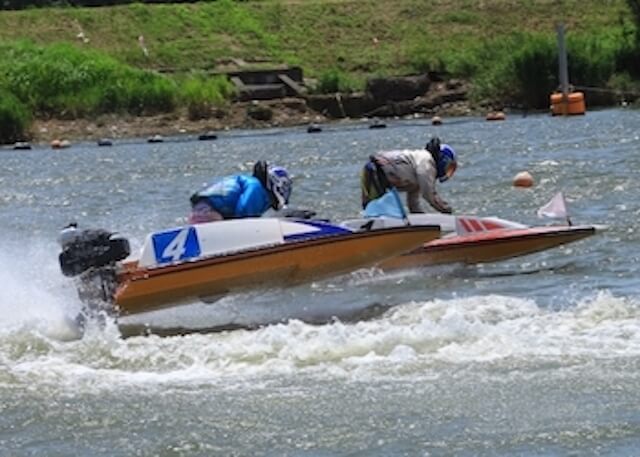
[0,240,85,341]
[1,282,638,394]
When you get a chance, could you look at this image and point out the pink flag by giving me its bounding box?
[537,192,568,219]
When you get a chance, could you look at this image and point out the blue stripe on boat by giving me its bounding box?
[284,220,353,242]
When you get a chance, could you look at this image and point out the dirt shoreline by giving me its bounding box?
[30,99,330,144]
[28,97,476,145]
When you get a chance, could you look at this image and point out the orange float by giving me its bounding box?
[550,91,585,115]
[513,171,534,188]
[486,111,506,121]
[50,139,71,149]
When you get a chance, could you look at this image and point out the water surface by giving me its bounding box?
[1,109,640,456]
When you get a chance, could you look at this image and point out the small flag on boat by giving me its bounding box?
[537,192,568,220]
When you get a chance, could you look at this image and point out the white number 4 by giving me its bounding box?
[162,228,189,261]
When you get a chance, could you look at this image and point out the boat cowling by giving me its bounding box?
[58,228,130,277]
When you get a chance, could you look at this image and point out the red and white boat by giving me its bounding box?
[342,212,600,270]
[340,191,602,270]
[382,215,597,270]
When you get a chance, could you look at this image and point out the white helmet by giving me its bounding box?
[267,166,292,210]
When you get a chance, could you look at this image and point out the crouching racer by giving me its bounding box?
[189,161,292,223]
[361,137,457,214]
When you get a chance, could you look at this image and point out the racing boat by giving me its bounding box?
[58,217,440,316]
[342,213,599,270]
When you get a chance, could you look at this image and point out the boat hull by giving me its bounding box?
[379,225,596,270]
[114,225,439,315]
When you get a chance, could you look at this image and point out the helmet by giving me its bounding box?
[436,144,457,183]
[267,165,292,210]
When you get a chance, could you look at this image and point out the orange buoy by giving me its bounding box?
[513,171,534,188]
[431,116,442,126]
[486,111,506,121]
[51,139,71,149]
[550,91,585,115]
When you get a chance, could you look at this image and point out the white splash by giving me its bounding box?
[0,241,82,341]
[1,289,639,393]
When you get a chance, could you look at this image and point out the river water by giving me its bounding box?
[1,109,640,456]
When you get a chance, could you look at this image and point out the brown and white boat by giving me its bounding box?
[58,217,440,316]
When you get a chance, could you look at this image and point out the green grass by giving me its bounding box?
[0,89,31,143]
[180,71,236,119]
[0,40,179,117]
[0,0,632,76]
[0,40,234,142]
[0,0,638,142]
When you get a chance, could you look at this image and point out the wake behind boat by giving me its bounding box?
[58,217,440,317]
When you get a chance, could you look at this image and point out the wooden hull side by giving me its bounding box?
[379,226,596,270]
[114,225,440,315]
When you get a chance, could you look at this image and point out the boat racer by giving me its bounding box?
[361,137,457,214]
[189,161,292,223]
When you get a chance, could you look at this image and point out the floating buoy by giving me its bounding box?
[147,134,164,143]
[513,171,534,188]
[198,132,218,141]
[51,139,71,149]
[431,116,442,126]
[97,138,113,147]
[307,124,322,133]
[486,111,506,121]
[550,91,586,115]
[13,141,31,150]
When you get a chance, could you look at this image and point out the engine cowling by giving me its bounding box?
[58,228,130,277]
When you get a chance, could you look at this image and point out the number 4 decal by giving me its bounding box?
[152,227,201,264]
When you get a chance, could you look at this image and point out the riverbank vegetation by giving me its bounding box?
[0,41,234,116]
[1,0,640,143]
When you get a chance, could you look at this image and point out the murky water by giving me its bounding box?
[1,109,640,456]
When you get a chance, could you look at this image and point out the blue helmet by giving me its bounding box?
[436,144,457,183]
[267,165,292,210]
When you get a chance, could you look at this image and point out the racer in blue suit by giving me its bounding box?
[189,161,292,223]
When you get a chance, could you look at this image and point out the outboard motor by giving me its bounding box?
[58,225,131,319]
[58,226,130,277]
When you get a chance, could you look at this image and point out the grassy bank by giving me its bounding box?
[0,40,235,142]
[0,0,632,76]
[1,0,639,142]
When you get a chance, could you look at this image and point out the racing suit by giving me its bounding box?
[362,149,452,214]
